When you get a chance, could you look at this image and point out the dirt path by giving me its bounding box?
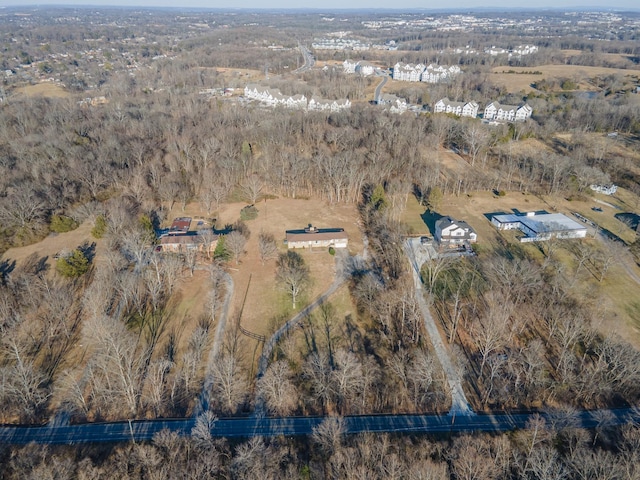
[404,238,474,416]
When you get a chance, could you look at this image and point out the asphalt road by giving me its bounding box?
[2,408,638,445]
[374,74,388,103]
[294,44,314,73]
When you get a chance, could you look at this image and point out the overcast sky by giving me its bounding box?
[0,1,638,10]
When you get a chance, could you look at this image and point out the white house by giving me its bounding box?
[590,184,617,195]
[420,64,461,83]
[343,59,358,74]
[355,62,375,76]
[462,101,479,118]
[245,84,348,112]
[491,212,587,242]
[485,46,508,56]
[435,217,477,248]
[483,101,499,120]
[308,97,351,112]
[378,93,407,113]
[393,62,425,82]
[434,98,478,118]
[484,102,532,122]
[434,98,462,115]
[512,45,538,56]
[515,104,533,121]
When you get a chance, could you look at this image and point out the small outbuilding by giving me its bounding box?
[169,217,191,235]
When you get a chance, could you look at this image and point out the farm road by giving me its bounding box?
[256,249,349,380]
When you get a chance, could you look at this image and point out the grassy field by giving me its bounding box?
[164,197,362,369]
[2,220,98,268]
[13,83,70,98]
[490,64,640,94]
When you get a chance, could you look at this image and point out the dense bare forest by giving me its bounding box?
[1,5,640,477]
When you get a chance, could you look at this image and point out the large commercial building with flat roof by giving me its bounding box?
[491,212,587,242]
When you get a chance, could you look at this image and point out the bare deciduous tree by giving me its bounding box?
[312,415,344,457]
[331,349,364,414]
[257,360,298,416]
[82,315,148,417]
[0,340,50,421]
[258,231,279,265]
[191,410,217,449]
[225,231,247,265]
[276,250,310,309]
[209,354,247,414]
[241,174,263,204]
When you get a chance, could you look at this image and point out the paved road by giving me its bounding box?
[374,74,388,103]
[2,408,638,445]
[404,238,473,415]
[294,44,314,73]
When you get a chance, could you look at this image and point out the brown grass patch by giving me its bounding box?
[13,83,70,98]
[1,221,99,271]
[490,64,640,94]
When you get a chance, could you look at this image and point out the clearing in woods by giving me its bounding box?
[164,197,362,368]
[12,83,71,98]
[1,197,362,381]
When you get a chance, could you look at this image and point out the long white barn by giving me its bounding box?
[491,212,587,242]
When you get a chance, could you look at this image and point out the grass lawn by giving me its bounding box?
[401,195,432,235]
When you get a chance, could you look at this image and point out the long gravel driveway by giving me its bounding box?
[404,238,473,415]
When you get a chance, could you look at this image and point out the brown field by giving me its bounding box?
[213,67,264,88]
[12,82,70,98]
[490,64,640,94]
[163,198,362,364]
[2,221,98,268]
[401,189,640,346]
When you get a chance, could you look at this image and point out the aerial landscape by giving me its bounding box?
[0,3,640,477]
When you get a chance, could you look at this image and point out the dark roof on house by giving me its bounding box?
[285,226,347,243]
[436,217,476,238]
[169,217,191,235]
